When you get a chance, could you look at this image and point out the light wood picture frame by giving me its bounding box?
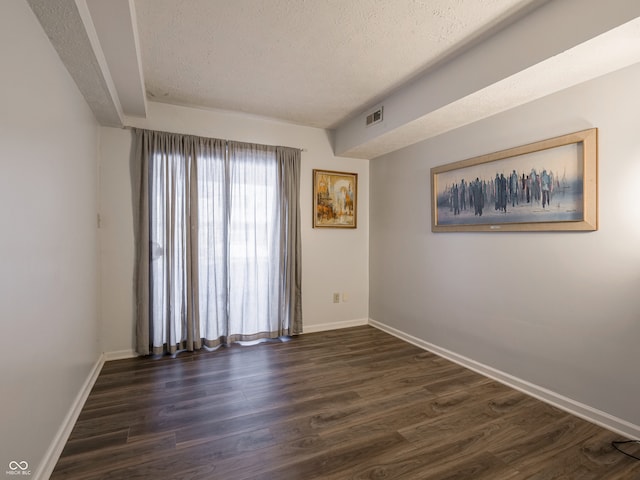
[431,128,598,232]
[313,169,357,228]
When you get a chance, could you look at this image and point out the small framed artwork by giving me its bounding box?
[431,128,598,232]
[313,169,357,228]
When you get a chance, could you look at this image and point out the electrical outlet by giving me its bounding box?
[333,293,340,303]
[343,292,349,302]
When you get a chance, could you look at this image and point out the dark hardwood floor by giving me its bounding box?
[51,326,640,479]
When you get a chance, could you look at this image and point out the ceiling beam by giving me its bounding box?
[26,0,123,127]
[26,0,148,126]
[85,0,147,118]
[332,0,640,159]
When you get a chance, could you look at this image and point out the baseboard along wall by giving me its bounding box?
[302,317,369,334]
[368,318,640,441]
[39,316,638,479]
[36,354,105,480]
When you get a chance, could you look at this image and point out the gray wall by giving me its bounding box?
[0,0,100,476]
[370,62,640,433]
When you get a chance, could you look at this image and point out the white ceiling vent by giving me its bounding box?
[366,107,383,127]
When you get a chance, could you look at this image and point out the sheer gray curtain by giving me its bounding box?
[131,128,302,355]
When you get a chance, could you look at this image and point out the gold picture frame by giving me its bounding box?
[431,128,598,232]
[313,169,357,228]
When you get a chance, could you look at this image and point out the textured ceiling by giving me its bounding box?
[133,0,536,128]
[28,0,640,158]
[339,15,640,158]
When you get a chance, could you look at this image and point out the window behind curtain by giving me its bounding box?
[149,147,194,350]
[142,132,297,354]
[226,142,281,339]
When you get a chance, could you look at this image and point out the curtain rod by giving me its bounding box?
[121,125,307,152]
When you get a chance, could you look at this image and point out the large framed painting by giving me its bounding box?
[431,128,598,232]
[313,169,357,228]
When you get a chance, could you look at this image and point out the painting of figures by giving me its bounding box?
[431,129,598,232]
[313,170,357,228]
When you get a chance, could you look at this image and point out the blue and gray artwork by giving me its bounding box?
[435,143,584,225]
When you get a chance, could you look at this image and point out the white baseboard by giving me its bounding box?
[369,318,640,440]
[103,349,138,361]
[35,354,105,480]
[303,317,369,334]
[34,319,638,480]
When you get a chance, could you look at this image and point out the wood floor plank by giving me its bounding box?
[51,325,640,479]
[169,391,363,446]
[245,432,410,480]
[53,432,177,479]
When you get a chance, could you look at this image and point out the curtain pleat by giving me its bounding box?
[196,136,229,348]
[130,128,302,355]
[131,129,150,355]
[277,146,303,335]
